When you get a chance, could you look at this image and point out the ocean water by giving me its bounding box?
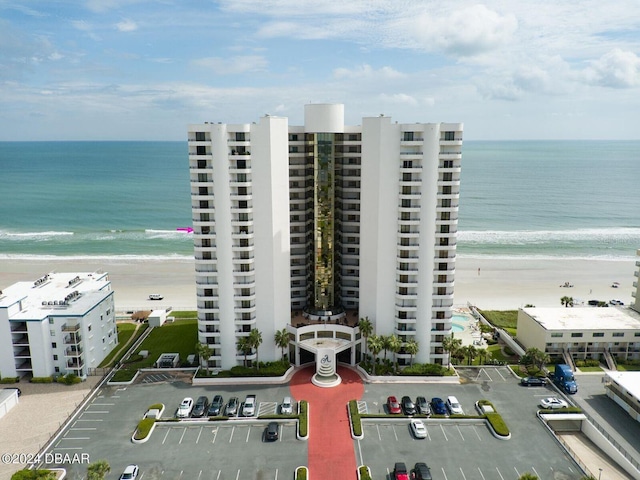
[0,140,638,261]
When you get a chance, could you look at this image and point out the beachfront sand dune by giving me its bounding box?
[0,256,635,312]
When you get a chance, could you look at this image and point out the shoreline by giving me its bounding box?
[0,256,635,312]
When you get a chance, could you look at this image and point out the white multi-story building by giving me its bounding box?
[632,249,640,313]
[188,104,462,370]
[0,272,117,379]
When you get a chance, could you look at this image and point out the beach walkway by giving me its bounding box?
[290,366,364,480]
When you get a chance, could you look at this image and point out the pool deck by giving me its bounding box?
[452,308,487,347]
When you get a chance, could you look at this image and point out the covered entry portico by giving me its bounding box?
[287,322,362,387]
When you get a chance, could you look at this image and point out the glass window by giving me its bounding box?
[612,332,624,337]
[551,333,563,337]
[571,332,583,338]
[592,332,604,337]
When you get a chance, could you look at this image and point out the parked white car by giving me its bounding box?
[540,397,568,409]
[177,397,194,418]
[446,396,464,415]
[119,464,139,480]
[410,419,427,439]
[243,394,256,417]
[281,396,293,415]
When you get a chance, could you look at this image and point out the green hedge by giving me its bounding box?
[349,400,362,437]
[134,418,155,440]
[210,360,291,377]
[57,373,82,385]
[148,403,163,411]
[539,407,583,414]
[298,400,308,437]
[485,412,510,437]
[0,377,20,384]
[296,466,308,480]
[110,367,137,382]
[30,376,53,383]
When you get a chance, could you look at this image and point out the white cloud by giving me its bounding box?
[333,65,404,80]
[582,49,640,88]
[116,19,138,32]
[191,56,269,75]
[379,93,419,106]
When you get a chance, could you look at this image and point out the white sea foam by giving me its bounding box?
[458,227,640,245]
[0,253,194,262]
[0,230,74,239]
[458,253,637,262]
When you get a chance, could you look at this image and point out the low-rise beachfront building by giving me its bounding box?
[0,272,117,380]
[517,307,640,366]
[602,371,640,424]
[632,249,640,313]
[188,104,463,371]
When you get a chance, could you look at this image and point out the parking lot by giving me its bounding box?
[40,366,590,479]
[45,382,306,479]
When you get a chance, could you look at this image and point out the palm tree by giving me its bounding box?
[388,334,402,373]
[561,296,574,308]
[87,460,111,480]
[358,317,373,360]
[367,334,383,376]
[476,347,488,365]
[405,339,419,366]
[464,345,478,365]
[236,336,252,367]
[274,328,289,361]
[195,342,214,375]
[381,335,392,362]
[442,335,462,369]
[249,328,263,370]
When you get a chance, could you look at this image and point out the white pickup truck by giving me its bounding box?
[243,394,256,417]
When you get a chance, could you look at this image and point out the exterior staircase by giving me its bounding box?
[562,348,576,371]
[603,348,617,370]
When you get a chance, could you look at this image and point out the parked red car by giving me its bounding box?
[387,396,402,414]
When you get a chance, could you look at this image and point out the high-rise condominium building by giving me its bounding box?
[188,104,462,371]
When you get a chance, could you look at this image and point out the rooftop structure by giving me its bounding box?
[603,371,640,424]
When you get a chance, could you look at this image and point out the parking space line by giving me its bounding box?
[275,468,278,480]
[440,424,448,441]
[83,411,109,414]
[392,425,398,441]
[460,467,467,480]
[514,466,520,478]
[90,403,115,406]
[70,427,96,431]
[229,426,235,443]
[178,427,187,444]
[357,439,364,467]
[532,467,540,478]
[441,467,448,480]
[61,437,90,440]
[477,467,486,479]
[456,425,465,441]
[235,469,240,480]
[197,470,202,479]
[426,427,432,441]
[196,426,203,444]
[215,470,221,480]
[357,400,367,414]
[211,427,218,444]
[55,447,83,451]
[245,426,251,443]
[495,368,507,381]
[376,424,381,441]
[496,467,505,480]
[472,425,482,441]
[76,419,102,422]
[162,428,171,445]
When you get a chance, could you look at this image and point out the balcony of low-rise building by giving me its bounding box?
[62,323,80,333]
[12,334,29,346]
[13,347,31,358]
[15,360,33,371]
[64,333,82,345]
[64,346,83,357]
[66,358,85,369]
[10,322,28,333]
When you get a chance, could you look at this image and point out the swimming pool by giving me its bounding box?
[452,314,471,323]
[452,323,465,333]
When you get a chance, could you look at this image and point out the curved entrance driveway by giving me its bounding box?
[290,365,364,479]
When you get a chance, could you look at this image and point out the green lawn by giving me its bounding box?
[122,319,198,369]
[479,310,518,332]
[616,364,640,371]
[577,366,603,372]
[99,323,148,368]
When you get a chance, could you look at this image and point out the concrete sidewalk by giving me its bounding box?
[559,432,632,480]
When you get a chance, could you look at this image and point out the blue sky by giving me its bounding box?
[1,0,639,140]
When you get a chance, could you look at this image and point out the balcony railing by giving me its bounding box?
[62,323,80,332]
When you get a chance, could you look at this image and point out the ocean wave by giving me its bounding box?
[458,227,640,245]
[0,253,194,262]
[0,230,74,239]
[458,253,636,262]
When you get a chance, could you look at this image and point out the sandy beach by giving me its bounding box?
[0,255,636,313]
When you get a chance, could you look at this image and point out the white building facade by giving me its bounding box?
[0,272,117,379]
[188,104,462,370]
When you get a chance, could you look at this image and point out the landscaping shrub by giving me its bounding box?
[30,376,54,383]
[349,400,362,437]
[110,367,137,382]
[57,373,82,385]
[485,412,510,437]
[0,377,20,384]
[358,466,372,480]
[401,363,449,376]
[134,418,155,440]
[11,470,57,480]
[539,406,583,414]
[215,360,290,377]
[575,359,600,368]
[298,400,308,437]
[296,466,308,480]
[148,403,163,411]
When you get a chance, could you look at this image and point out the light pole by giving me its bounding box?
[598,467,603,480]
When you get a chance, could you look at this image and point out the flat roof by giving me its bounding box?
[0,271,112,321]
[521,307,640,331]
[605,371,640,402]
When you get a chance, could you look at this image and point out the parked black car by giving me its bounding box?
[401,396,416,415]
[208,395,224,416]
[415,396,431,415]
[520,376,547,387]
[265,422,279,441]
[412,462,433,480]
[191,396,209,417]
